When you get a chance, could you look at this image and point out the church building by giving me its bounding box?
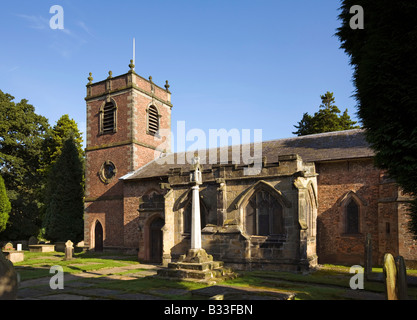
[83,62,417,271]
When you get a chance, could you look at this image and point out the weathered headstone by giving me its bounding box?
[395,256,408,300]
[64,240,74,260]
[0,250,18,300]
[383,253,398,300]
[2,243,14,251]
[364,233,372,280]
[28,236,38,246]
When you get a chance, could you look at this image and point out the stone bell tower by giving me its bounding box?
[83,60,172,250]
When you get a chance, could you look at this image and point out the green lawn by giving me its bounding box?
[14,251,138,281]
[14,251,417,300]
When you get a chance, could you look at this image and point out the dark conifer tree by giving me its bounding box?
[336,1,417,235]
[44,136,84,243]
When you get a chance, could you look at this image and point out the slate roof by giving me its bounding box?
[121,129,374,181]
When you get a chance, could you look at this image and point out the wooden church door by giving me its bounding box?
[149,218,164,263]
[95,221,103,252]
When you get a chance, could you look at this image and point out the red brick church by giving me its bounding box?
[83,61,417,270]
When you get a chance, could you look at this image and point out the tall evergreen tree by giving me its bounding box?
[0,175,11,233]
[0,90,50,240]
[42,114,84,172]
[336,1,417,235]
[43,136,84,243]
[39,114,85,226]
[293,91,359,136]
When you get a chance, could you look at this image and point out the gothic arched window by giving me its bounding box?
[245,190,283,236]
[337,191,365,236]
[346,199,360,234]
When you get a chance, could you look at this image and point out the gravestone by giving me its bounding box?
[383,253,398,300]
[0,250,18,300]
[364,233,372,280]
[2,243,13,251]
[28,236,38,246]
[64,240,74,260]
[395,256,408,300]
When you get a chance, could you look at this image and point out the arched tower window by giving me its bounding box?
[245,190,283,236]
[147,105,159,136]
[100,100,117,134]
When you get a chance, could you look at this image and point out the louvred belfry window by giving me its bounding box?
[100,101,117,134]
[147,105,159,136]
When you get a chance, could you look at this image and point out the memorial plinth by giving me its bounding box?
[157,156,235,283]
[158,248,235,283]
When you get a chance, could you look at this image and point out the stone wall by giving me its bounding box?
[160,154,318,271]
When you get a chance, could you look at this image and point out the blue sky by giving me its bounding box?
[0,0,358,151]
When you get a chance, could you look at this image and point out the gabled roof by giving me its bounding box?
[121,129,374,181]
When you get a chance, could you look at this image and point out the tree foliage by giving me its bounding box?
[39,114,85,228]
[0,175,11,232]
[0,90,50,239]
[0,91,85,240]
[43,136,84,243]
[42,114,84,171]
[293,91,359,136]
[336,1,417,234]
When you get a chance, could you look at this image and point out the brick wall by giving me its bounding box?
[84,69,172,250]
[316,159,380,265]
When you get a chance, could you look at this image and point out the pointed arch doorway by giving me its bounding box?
[94,221,103,252]
[149,217,164,263]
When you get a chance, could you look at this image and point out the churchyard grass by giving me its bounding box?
[13,251,417,300]
[222,265,417,300]
[14,251,139,281]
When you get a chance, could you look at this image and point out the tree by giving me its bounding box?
[293,91,359,136]
[42,114,84,171]
[336,1,417,235]
[39,114,85,228]
[0,175,11,232]
[43,136,84,243]
[0,90,50,239]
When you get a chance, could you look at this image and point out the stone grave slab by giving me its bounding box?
[29,244,55,253]
[191,285,295,300]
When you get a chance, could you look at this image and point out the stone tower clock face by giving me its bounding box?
[99,160,117,184]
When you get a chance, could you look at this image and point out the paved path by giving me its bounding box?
[16,262,392,300]
[16,262,297,300]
